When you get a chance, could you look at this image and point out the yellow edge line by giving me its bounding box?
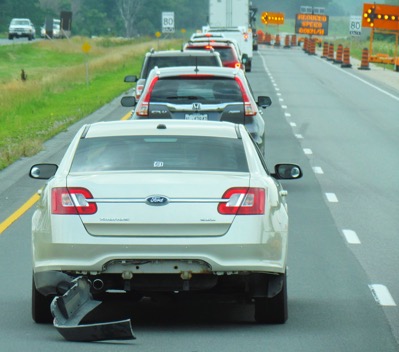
[0,193,40,234]
[0,112,131,235]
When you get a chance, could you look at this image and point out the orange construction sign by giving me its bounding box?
[362,3,399,31]
[261,12,284,25]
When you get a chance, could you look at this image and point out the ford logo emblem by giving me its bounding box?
[145,195,169,206]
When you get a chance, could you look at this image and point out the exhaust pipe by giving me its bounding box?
[92,278,104,291]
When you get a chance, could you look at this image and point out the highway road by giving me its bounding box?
[0,44,398,351]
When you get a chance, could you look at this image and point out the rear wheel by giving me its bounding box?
[254,274,287,324]
[32,276,54,324]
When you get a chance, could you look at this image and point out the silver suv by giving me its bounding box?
[8,18,36,40]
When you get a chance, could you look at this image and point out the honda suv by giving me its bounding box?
[124,49,223,99]
[121,66,271,151]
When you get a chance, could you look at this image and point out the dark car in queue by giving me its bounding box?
[183,40,244,70]
[121,66,271,152]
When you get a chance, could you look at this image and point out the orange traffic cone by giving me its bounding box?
[284,35,290,48]
[308,39,316,55]
[341,47,352,68]
[274,34,281,47]
[327,43,334,61]
[291,34,297,46]
[303,37,308,53]
[334,44,343,64]
[321,41,328,58]
[358,48,370,70]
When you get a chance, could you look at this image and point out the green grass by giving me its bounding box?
[0,37,180,170]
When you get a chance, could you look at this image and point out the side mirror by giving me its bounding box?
[257,96,272,109]
[124,75,138,83]
[272,164,302,180]
[29,164,58,179]
[120,96,137,107]
[242,53,248,64]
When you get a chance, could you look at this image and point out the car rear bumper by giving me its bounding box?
[33,240,286,276]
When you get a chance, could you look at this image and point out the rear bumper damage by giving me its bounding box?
[51,276,136,342]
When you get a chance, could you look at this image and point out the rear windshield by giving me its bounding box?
[186,46,235,62]
[150,77,243,104]
[143,56,220,78]
[70,136,248,173]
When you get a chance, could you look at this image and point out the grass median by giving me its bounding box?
[0,36,179,170]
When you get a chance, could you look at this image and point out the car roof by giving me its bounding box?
[83,120,242,139]
[147,65,243,79]
[144,49,220,57]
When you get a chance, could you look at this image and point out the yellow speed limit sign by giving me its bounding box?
[82,42,91,53]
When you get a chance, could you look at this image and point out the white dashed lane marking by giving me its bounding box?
[342,229,361,244]
[325,193,338,202]
[312,166,324,174]
[369,285,397,306]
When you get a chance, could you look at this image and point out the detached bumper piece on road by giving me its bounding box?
[51,277,136,342]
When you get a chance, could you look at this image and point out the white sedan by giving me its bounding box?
[30,119,302,325]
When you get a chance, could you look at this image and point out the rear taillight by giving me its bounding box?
[52,187,97,215]
[136,76,159,117]
[235,77,257,116]
[135,84,144,99]
[218,187,265,215]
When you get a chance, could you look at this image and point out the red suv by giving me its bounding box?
[184,40,244,70]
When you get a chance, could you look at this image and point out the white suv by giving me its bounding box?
[8,18,36,41]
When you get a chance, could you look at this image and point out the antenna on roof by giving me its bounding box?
[194,56,199,73]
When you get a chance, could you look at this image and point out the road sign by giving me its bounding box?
[295,13,329,36]
[261,12,284,25]
[162,12,175,33]
[82,42,91,53]
[350,16,362,36]
[362,3,399,31]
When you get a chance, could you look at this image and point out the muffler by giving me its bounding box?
[51,276,136,342]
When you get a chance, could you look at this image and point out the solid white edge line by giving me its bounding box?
[317,55,399,102]
[369,284,397,306]
[342,229,361,244]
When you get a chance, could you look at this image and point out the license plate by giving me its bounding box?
[185,113,208,120]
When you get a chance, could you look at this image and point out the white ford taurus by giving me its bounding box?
[30,119,302,325]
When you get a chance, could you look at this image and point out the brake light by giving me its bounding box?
[136,76,159,117]
[135,84,144,99]
[235,76,257,116]
[218,187,265,215]
[52,187,97,215]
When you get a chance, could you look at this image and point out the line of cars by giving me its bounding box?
[7,17,63,40]
[28,30,303,334]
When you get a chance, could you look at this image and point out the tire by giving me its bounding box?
[8,34,13,40]
[32,276,54,324]
[254,274,287,324]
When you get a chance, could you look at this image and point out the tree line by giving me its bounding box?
[0,0,209,38]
